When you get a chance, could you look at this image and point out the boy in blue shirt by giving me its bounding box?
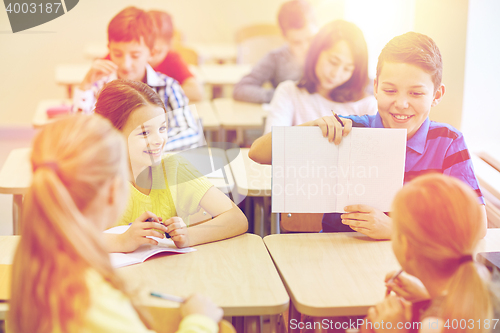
[249,32,486,239]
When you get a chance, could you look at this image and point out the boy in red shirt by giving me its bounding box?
[149,10,204,101]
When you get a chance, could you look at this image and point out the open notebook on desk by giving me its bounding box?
[272,127,406,213]
[104,225,196,268]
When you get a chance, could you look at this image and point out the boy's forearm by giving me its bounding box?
[248,132,272,165]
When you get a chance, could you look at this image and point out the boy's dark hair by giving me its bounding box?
[149,10,174,43]
[108,7,155,50]
[297,20,369,103]
[277,0,315,34]
[376,32,443,92]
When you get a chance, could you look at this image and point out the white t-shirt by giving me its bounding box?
[264,80,378,134]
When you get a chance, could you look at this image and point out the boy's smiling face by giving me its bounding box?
[374,62,445,139]
[109,38,151,82]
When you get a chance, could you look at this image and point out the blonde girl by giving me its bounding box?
[366,173,493,333]
[8,115,222,333]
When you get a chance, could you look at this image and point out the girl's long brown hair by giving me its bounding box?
[8,115,129,333]
[297,19,369,103]
[392,174,490,333]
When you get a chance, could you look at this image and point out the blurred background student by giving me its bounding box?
[148,10,205,102]
[232,0,318,104]
[8,115,223,333]
[263,19,377,134]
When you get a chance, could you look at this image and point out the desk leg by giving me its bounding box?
[271,213,280,235]
[219,127,226,144]
[254,197,265,237]
[233,316,244,333]
[270,314,279,333]
[288,302,301,333]
[244,316,260,333]
[13,194,23,235]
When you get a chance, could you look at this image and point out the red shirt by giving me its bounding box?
[154,51,193,84]
[104,51,193,84]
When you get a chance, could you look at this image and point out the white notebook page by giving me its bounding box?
[272,127,406,213]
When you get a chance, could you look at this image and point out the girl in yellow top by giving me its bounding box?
[9,115,223,333]
[94,79,247,252]
[365,173,496,333]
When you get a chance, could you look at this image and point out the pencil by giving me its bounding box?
[331,110,344,127]
[385,269,403,296]
[150,292,185,303]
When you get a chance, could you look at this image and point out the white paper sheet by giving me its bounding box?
[272,127,406,213]
[104,225,196,268]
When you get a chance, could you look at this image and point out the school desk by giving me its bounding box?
[0,148,234,235]
[0,149,31,235]
[263,229,500,333]
[0,233,289,331]
[226,148,279,236]
[32,99,72,128]
[54,63,91,98]
[186,42,238,64]
[192,100,221,143]
[477,150,500,173]
[212,98,268,146]
[198,64,252,99]
[0,235,19,320]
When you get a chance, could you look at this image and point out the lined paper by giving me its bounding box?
[272,127,406,213]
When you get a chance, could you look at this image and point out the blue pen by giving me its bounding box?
[150,292,185,303]
[129,217,170,238]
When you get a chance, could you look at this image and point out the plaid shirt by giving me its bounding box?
[73,65,201,151]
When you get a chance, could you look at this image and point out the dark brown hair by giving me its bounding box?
[297,20,369,103]
[94,79,166,131]
[277,0,316,34]
[149,10,174,43]
[108,7,155,51]
[376,32,443,93]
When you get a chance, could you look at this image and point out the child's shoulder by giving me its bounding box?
[428,120,463,141]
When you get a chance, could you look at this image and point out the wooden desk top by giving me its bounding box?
[191,101,220,130]
[264,229,500,317]
[212,98,267,130]
[55,63,91,85]
[0,234,288,318]
[118,233,288,316]
[227,148,271,197]
[198,64,251,85]
[0,148,31,195]
[32,99,72,128]
[0,236,20,264]
[471,154,500,199]
[186,43,237,63]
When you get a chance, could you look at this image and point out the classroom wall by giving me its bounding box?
[0,0,475,129]
[461,0,500,152]
[413,0,469,130]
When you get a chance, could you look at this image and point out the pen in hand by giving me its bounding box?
[331,110,344,127]
[145,217,171,239]
[385,269,403,296]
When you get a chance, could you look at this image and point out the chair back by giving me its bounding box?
[280,213,323,233]
[235,24,283,65]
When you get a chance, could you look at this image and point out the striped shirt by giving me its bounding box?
[322,113,484,232]
[73,65,201,151]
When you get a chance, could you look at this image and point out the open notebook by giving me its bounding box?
[272,127,406,213]
[104,225,196,268]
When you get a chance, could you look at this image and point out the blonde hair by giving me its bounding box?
[392,173,490,333]
[8,115,129,333]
